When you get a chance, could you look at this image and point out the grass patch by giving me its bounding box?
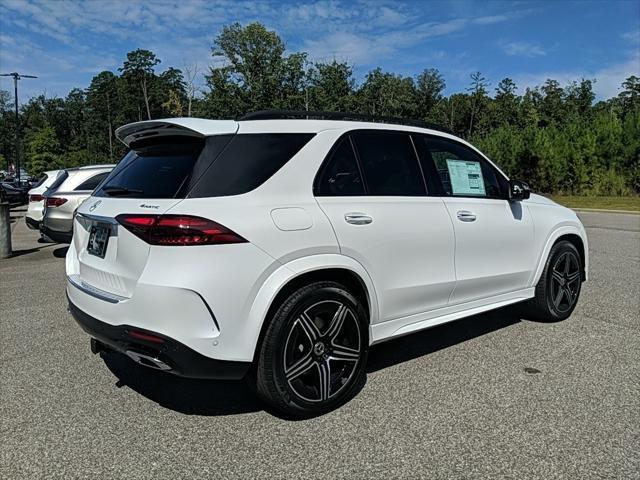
[550,196,640,212]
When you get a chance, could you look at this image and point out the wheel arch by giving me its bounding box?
[531,226,588,286]
[247,255,379,363]
[556,233,586,281]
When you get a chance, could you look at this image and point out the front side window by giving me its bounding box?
[419,136,507,199]
[314,137,365,196]
[351,131,426,196]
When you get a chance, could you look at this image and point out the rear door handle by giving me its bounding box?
[456,210,477,222]
[344,212,373,225]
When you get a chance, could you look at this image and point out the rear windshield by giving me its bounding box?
[95,137,206,199]
[45,170,69,195]
[31,174,49,189]
[94,133,315,199]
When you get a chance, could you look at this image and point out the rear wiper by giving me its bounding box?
[101,186,144,196]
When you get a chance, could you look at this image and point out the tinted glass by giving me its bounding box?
[420,136,507,198]
[352,131,426,196]
[45,170,69,195]
[95,137,205,199]
[31,174,48,189]
[75,172,109,191]
[315,137,364,196]
[188,133,315,198]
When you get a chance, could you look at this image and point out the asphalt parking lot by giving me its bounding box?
[1,207,638,479]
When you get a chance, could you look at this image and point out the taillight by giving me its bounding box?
[115,214,247,246]
[46,197,67,207]
[30,194,44,202]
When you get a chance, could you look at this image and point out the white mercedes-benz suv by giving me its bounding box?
[66,111,588,417]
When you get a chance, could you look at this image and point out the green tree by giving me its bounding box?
[24,126,62,177]
[119,49,161,120]
[619,75,640,114]
[493,78,520,127]
[306,60,356,111]
[414,68,445,120]
[86,71,119,161]
[205,22,305,114]
[356,68,416,117]
[466,71,489,136]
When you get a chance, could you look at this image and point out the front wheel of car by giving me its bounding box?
[255,281,369,418]
[523,240,583,321]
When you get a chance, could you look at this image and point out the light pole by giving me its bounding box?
[0,72,37,182]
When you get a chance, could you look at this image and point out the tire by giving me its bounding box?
[255,281,369,417]
[523,240,583,321]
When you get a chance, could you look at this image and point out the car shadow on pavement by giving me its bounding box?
[53,246,69,257]
[366,306,521,373]
[102,352,263,416]
[9,244,58,257]
[100,306,521,418]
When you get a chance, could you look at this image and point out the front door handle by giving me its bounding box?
[345,212,373,225]
[456,210,477,222]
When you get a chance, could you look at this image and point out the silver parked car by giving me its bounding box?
[41,165,114,243]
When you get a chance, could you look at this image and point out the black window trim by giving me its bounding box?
[314,129,430,197]
[418,134,510,201]
[313,133,366,197]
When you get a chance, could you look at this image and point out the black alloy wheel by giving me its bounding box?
[255,281,368,417]
[523,240,583,321]
[548,250,581,314]
[283,299,362,403]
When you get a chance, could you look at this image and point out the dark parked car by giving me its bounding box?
[0,182,29,205]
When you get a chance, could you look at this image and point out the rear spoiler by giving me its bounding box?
[115,118,238,147]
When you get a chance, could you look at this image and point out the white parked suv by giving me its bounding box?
[25,169,63,231]
[66,112,588,416]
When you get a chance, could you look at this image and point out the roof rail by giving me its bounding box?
[238,110,454,134]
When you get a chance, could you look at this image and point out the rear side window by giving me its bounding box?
[419,136,507,198]
[95,137,205,199]
[351,131,426,196]
[74,172,109,191]
[188,133,315,198]
[315,137,364,196]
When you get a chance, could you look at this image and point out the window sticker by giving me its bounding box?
[446,159,486,196]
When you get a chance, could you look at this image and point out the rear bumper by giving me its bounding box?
[68,299,251,380]
[40,224,72,243]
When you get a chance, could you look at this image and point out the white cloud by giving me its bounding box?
[622,30,639,44]
[302,12,519,66]
[512,54,640,99]
[474,14,510,25]
[501,41,546,57]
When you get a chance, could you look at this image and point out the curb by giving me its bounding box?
[572,208,640,215]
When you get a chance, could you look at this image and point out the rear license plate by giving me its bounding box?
[87,223,110,258]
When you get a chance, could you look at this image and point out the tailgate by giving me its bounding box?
[73,198,182,297]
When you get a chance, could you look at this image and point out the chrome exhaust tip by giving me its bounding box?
[125,350,172,371]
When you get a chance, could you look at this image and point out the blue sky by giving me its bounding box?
[0,0,638,103]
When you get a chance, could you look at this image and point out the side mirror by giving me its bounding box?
[509,180,530,201]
